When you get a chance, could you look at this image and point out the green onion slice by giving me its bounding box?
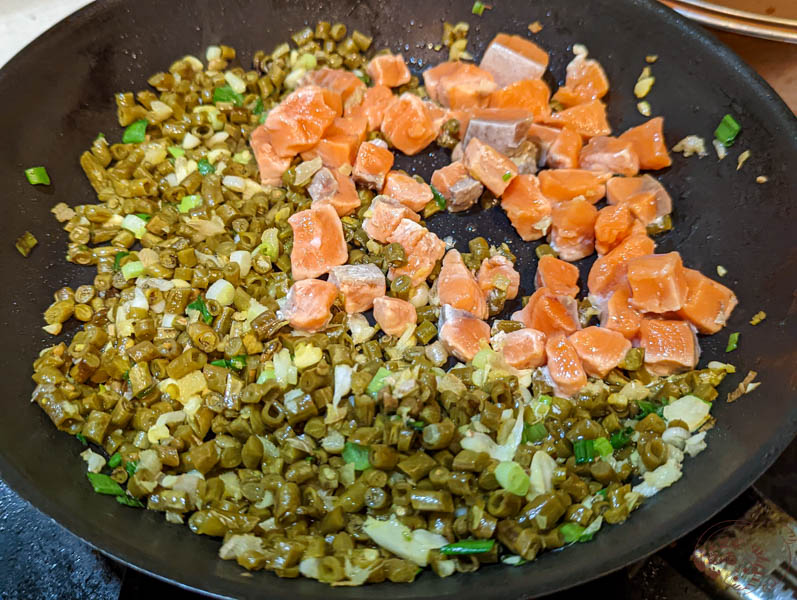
[610,428,632,449]
[725,332,739,352]
[440,539,494,555]
[342,442,371,470]
[113,251,130,272]
[502,170,513,182]
[25,166,50,185]
[178,194,202,213]
[495,461,530,496]
[213,85,243,106]
[187,297,213,324]
[122,119,148,144]
[573,439,595,464]
[197,158,215,175]
[559,522,586,544]
[593,437,613,457]
[167,145,185,158]
[522,422,547,444]
[366,367,391,398]
[86,472,125,496]
[431,184,447,210]
[116,495,144,508]
[471,0,486,16]
[714,114,741,146]
[75,433,88,446]
[125,460,138,477]
[108,452,122,468]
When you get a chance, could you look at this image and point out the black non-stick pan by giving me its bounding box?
[0,0,795,597]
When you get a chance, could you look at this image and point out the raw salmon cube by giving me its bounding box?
[594,204,645,255]
[301,137,356,169]
[387,219,446,286]
[618,117,671,171]
[423,62,498,109]
[435,249,488,319]
[638,318,699,376]
[480,33,549,87]
[373,296,417,336]
[382,171,433,212]
[320,88,344,119]
[348,84,396,130]
[549,198,599,262]
[598,283,643,340]
[328,264,386,314]
[568,326,632,378]
[477,255,520,300]
[380,93,438,155]
[588,234,656,298]
[287,203,348,280]
[363,195,420,243]
[543,99,611,138]
[279,279,339,332]
[352,141,394,190]
[579,136,640,176]
[551,54,610,108]
[366,53,411,88]
[308,167,361,217]
[626,252,689,313]
[512,288,580,337]
[500,174,552,241]
[462,108,534,155]
[438,304,491,362]
[535,255,580,297]
[431,161,484,213]
[489,79,551,121]
[499,328,547,370]
[545,333,587,397]
[462,137,518,196]
[303,67,366,111]
[538,169,611,204]
[250,125,293,186]
[527,124,583,169]
[265,85,338,157]
[676,269,738,334]
[325,115,368,146]
[606,175,672,225]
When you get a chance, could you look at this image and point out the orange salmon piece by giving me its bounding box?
[436,249,489,319]
[328,264,386,314]
[568,326,632,378]
[423,62,497,109]
[512,288,580,337]
[500,328,547,369]
[594,204,644,255]
[438,305,491,362]
[488,79,551,121]
[551,54,610,108]
[373,296,417,336]
[307,167,361,217]
[500,174,552,241]
[463,137,518,196]
[527,124,582,169]
[382,171,433,212]
[381,93,438,155]
[348,84,396,130]
[431,161,484,213]
[352,141,394,190]
[287,203,348,280]
[387,219,446,286]
[363,195,421,243]
[588,233,656,298]
[301,137,355,169]
[265,85,338,157]
[543,99,611,138]
[626,252,689,313]
[480,33,549,86]
[538,169,611,204]
[676,268,738,334]
[280,279,339,332]
[638,318,699,376]
[618,117,671,171]
[579,136,639,176]
[606,175,672,224]
[250,125,293,186]
[325,115,368,146]
[303,67,366,111]
[366,53,411,88]
[599,283,643,340]
[534,255,580,297]
[545,333,587,397]
[477,255,520,300]
[549,198,599,261]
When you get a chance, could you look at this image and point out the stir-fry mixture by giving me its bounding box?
[31,19,743,585]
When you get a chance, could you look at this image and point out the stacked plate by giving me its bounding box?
[660,0,797,42]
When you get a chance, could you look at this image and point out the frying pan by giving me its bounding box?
[0,0,795,597]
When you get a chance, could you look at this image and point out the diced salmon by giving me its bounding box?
[477,255,520,300]
[626,252,689,313]
[279,279,339,332]
[423,62,498,109]
[578,136,639,176]
[352,141,394,190]
[618,117,671,171]
[527,124,583,169]
[587,233,656,298]
[535,255,579,297]
[676,268,738,334]
[382,171,433,212]
[366,53,411,88]
[436,250,488,319]
[545,333,587,397]
[500,328,547,370]
[500,174,552,241]
[303,68,366,112]
[387,219,446,286]
[307,167,361,217]
[431,161,484,213]
[250,125,293,186]
[538,169,611,204]
[363,195,420,243]
[549,198,599,262]
[438,304,491,362]
[599,283,643,340]
[605,175,672,226]
[328,264,386,314]
[568,326,632,378]
[320,88,344,118]
[480,33,550,87]
[287,203,348,280]
[348,84,396,130]
[423,101,453,137]
[488,79,552,121]
[380,93,438,155]
[325,115,368,146]
[373,296,417,336]
[301,138,355,169]
[512,288,580,337]
[594,204,645,255]
[551,54,610,108]
[511,287,550,327]
[265,85,339,157]
[462,138,518,196]
[638,318,699,376]
[462,108,535,155]
[423,62,462,104]
[543,99,611,138]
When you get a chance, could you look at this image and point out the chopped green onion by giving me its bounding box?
[471,1,486,16]
[121,260,145,280]
[210,355,247,370]
[113,251,129,272]
[431,185,446,210]
[256,369,276,384]
[593,437,613,457]
[135,213,152,222]
[187,297,213,324]
[538,394,552,404]
[213,85,243,106]
[125,460,138,477]
[440,539,494,555]
[725,332,740,352]
[342,442,371,470]
[253,97,265,115]
[637,400,665,418]
[495,461,530,496]
[108,452,122,468]
[559,522,586,544]
[714,114,741,147]
[178,194,202,213]
[75,433,88,446]
[610,428,632,449]
[408,420,426,431]
[197,158,215,175]
[258,111,269,124]
[121,214,148,239]
[86,472,125,496]
[122,119,148,144]
[116,495,145,508]
[167,145,185,158]
[573,439,595,464]
[597,488,608,497]
[502,170,513,182]
[24,166,50,185]
[366,367,391,398]
[15,231,38,257]
[522,422,547,444]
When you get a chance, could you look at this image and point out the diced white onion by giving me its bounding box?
[182,132,201,149]
[224,71,247,94]
[206,45,221,61]
[222,175,245,192]
[208,131,230,146]
[229,250,252,277]
[206,279,235,306]
[150,100,173,121]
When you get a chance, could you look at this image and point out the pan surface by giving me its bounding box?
[0,0,795,598]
